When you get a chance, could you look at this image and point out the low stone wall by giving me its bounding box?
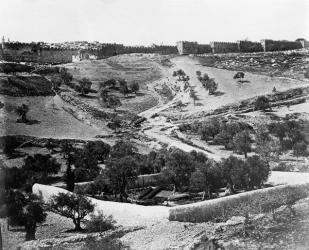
[169,183,309,223]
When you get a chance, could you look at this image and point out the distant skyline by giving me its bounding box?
[0,0,308,46]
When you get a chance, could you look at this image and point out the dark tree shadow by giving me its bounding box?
[78,94,97,99]
[16,119,41,125]
[237,80,250,83]
[213,91,225,96]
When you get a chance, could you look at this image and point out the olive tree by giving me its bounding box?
[49,192,94,231]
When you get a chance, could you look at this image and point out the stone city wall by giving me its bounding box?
[260,39,303,52]
[237,40,263,52]
[0,42,79,64]
[210,41,239,53]
[176,41,199,55]
[197,44,212,54]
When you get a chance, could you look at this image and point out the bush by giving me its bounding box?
[85,211,116,234]
[304,69,309,79]
[272,162,293,171]
[255,96,271,111]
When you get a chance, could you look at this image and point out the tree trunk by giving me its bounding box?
[74,219,82,231]
[244,151,247,158]
[25,224,36,241]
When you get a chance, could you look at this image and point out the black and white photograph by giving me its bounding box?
[0,0,309,249]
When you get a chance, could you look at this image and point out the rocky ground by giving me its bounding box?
[196,49,309,80]
[7,198,309,250]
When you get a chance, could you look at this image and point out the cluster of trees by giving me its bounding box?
[82,143,269,200]
[180,116,307,160]
[172,69,190,82]
[181,119,253,157]
[196,71,218,95]
[99,78,140,109]
[60,140,111,189]
[161,149,269,196]
[267,119,308,157]
[3,154,61,192]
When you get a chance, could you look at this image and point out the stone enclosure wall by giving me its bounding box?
[177,38,308,55]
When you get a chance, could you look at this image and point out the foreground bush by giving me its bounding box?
[85,211,116,234]
[169,183,309,223]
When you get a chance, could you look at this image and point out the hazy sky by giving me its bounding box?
[0,0,308,45]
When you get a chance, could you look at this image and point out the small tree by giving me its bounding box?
[108,116,122,132]
[161,149,196,191]
[16,104,29,123]
[255,96,271,112]
[119,79,129,96]
[130,81,140,94]
[49,192,94,231]
[77,78,92,96]
[246,155,270,189]
[104,156,138,200]
[196,71,201,77]
[221,156,247,193]
[233,130,252,158]
[189,88,198,105]
[106,95,121,110]
[100,88,109,102]
[60,69,73,85]
[293,141,308,158]
[7,190,47,241]
[255,124,280,162]
[206,79,218,95]
[65,165,75,192]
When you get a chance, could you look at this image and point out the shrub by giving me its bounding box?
[130,81,140,94]
[304,69,309,79]
[85,211,116,234]
[16,104,29,123]
[254,96,271,111]
[76,78,92,95]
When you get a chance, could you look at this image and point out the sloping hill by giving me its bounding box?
[0,75,53,96]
